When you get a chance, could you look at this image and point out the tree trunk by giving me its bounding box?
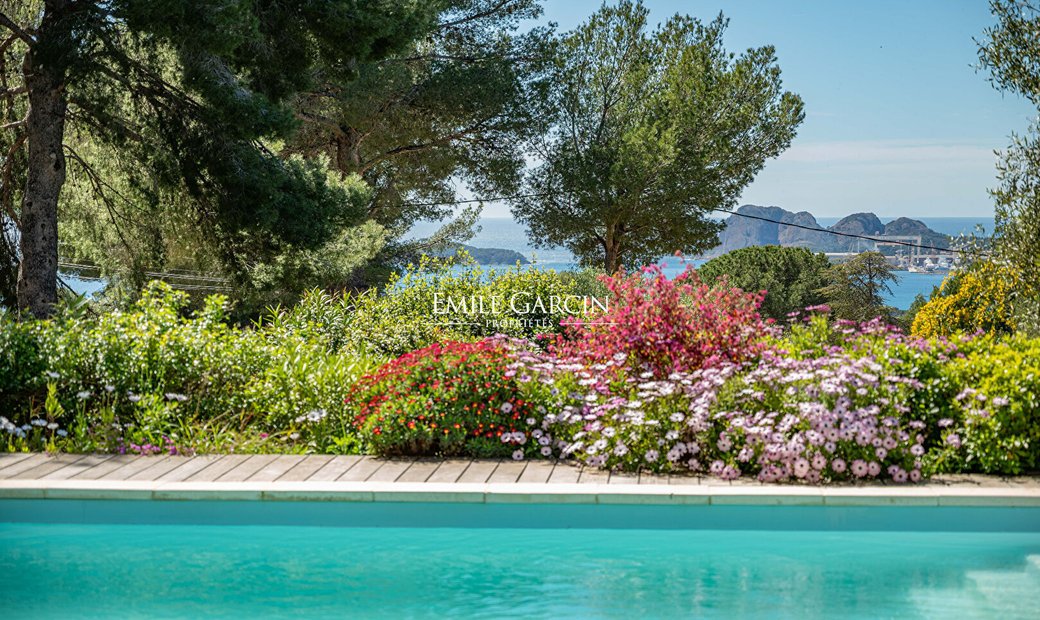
[603,228,622,274]
[16,7,68,318]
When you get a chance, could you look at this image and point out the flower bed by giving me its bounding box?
[2,268,1039,482]
[346,272,1040,481]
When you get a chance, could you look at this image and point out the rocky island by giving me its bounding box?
[706,205,952,256]
[430,243,530,265]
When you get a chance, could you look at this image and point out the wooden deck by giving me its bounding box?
[1,453,1039,506]
[0,453,679,485]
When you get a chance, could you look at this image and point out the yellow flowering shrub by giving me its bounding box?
[911,261,1019,338]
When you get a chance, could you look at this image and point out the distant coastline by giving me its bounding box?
[703,205,976,257]
[409,211,993,263]
[404,212,993,310]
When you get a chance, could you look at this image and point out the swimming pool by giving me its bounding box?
[2,501,1039,618]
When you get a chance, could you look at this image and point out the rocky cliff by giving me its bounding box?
[705,205,951,256]
[883,217,951,249]
[778,211,841,251]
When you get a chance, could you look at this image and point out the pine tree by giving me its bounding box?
[1,0,434,316]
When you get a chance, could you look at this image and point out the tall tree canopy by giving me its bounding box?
[512,0,804,272]
[699,246,830,322]
[286,0,550,265]
[818,251,897,323]
[979,0,1040,331]
[0,0,434,317]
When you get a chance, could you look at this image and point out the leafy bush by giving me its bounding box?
[911,261,1021,338]
[0,310,46,414]
[265,258,587,357]
[699,246,831,321]
[779,313,965,447]
[551,264,768,378]
[4,270,1040,484]
[32,283,270,421]
[929,335,1040,474]
[513,348,931,481]
[349,339,540,458]
[0,282,380,454]
[514,351,739,473]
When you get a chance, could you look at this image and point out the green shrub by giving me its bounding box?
[245,340,379,453]
[33,283,269,423]
[0,310,46,414]
[1,282,380,455]
[265,258,587,357]
[699,246,830,322]
[777,313,966,449]
[931,335,1040,474]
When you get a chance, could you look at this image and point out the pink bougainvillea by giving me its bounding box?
[551,264,769,377]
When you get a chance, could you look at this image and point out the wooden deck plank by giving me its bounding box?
[365,458,415,482]
[335,456,386,482]
[248,455,306,482]
[395,459,441,483]
[306,455,363,482]
[547,462,582,483]
[487,460,527,483]
[456,460,499,483]
[127,455,191,481]
[11,454,86,479]
[41,455,115,480]
[0,454,52,479]
[609,471,640,485]
[69,455,138,480]
[639,472,670,485]
[669,474,702,486]
[425,459,472,483]
[277,455,335,482]
[0,453,35,473]
[517,460,554,483]
[216,455,278,482]
[120,455,172,481]
[184,455,251,482]
[578,467,610,484]
[99,455,167,480]
[156,456,225,482]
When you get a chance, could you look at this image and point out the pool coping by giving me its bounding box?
[3,479,1040,507]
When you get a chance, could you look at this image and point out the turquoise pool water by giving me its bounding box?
[2,502,1039,619]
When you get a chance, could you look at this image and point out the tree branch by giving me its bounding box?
[293,110,343,135]
[438,0,514,30]
[62,144,137,254]
[357,120,492,175]
[0,116,25,130]
[0,12,34,45]
[384,53,538,64]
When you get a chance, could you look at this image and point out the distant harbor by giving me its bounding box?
[407,214,993,309]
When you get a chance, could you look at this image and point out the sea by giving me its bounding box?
[406,216,996,310]
[61,216,992,310]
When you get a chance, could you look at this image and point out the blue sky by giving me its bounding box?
[481,0,1036,219]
